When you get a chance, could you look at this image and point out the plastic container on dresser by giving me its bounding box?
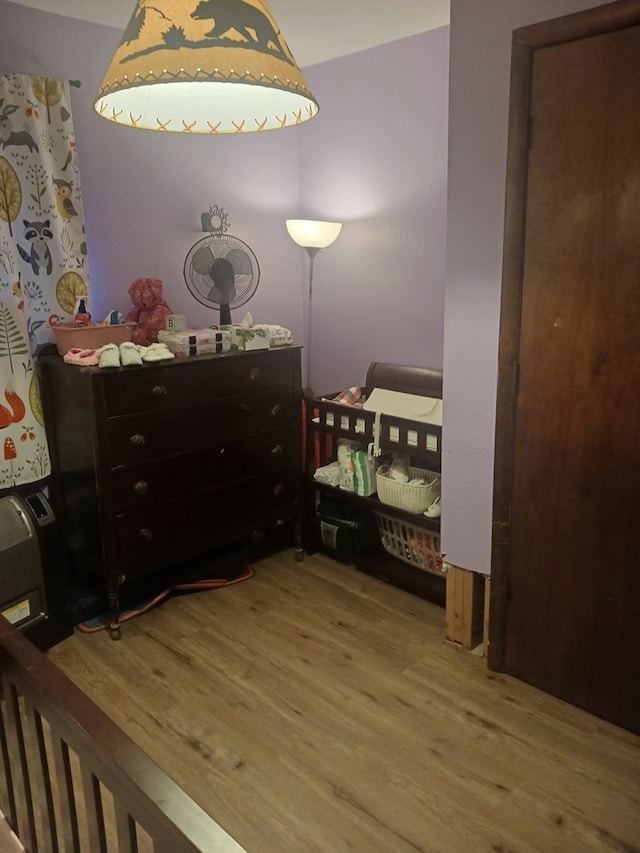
[304,362,445,605]
[39,344,303,638]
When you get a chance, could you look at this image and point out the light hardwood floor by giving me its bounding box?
[48,550,640,853]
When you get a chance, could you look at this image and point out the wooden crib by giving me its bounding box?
[0,616,244,853]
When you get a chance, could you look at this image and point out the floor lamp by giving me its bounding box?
[286,219,342,390]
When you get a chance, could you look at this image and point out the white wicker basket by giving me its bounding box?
[376,466,441,514]
[374,511,444,573]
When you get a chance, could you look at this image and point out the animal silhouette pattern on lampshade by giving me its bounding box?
[95,0,319,133]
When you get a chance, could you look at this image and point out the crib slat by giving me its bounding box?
[0,682,18,832]
[50,736,80,853]
[80,768,107,853]
[25,701,60,853]
[114,800,138,852]
[4,684,37,852]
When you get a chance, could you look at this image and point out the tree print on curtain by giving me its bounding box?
[0,73,91,488]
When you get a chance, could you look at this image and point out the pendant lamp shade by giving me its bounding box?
[94,0,319,134]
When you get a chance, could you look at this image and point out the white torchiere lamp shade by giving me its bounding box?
[94,0,319,133]
[286,220,342,254]
[286,219,342,389]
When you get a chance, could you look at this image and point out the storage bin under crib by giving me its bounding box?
[373,511,444,574]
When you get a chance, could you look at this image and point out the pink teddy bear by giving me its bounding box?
[125,277,173,347]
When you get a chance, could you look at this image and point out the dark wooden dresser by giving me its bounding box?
[39,345,302,637]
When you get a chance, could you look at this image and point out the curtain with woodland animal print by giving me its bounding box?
[0,72,90,488]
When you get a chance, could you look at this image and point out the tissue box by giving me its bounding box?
[158,328,230,357]
[253,324,293,347]
[225,326,271,351]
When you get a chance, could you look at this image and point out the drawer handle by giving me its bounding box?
[152,384,167,396]
[273,482,285,497]
[139,528,153,541]
[249,367,262,382]
[271,403,282,417]
[129,433,146,447]
[133,480,149,495]
[271,444,284,457]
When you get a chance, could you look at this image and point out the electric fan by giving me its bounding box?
[183,230,260,326]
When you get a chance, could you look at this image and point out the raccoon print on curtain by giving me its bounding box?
[0,72,90,488]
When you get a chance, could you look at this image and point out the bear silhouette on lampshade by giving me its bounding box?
[95,0,319,134]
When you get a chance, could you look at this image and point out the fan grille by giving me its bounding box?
[184,234,260,311]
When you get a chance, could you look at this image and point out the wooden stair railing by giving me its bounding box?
[0,616,245,853]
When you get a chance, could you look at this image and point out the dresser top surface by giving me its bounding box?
[39,344,302,374]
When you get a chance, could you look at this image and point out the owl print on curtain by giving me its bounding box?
[0,73,91,488]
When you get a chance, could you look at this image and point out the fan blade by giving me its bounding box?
[233,274,252,291]
[226,248,253,276]
[191,245,216,277]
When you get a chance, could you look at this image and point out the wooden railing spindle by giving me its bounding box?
[5,683,38,851]
[114,801,138,853]
[27,701,61,852]
[51,736,81,853]
[0,687,18,832]
[81,769,108,853]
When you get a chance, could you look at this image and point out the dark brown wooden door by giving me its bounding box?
[490,4,640,734]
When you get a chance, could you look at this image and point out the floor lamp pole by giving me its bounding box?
[304,247,320,391]
[286,220,342,390]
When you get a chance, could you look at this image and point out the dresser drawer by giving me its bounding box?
[108,429,298,512]
[112,468,299,580]
[104,392,299,466]
[99,349,298,416]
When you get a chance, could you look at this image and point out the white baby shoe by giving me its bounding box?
[424,496,441,519]
[138,343,175,362]
[120,341,142,366]
[98,343,120,369]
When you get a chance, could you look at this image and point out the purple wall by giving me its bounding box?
[300,31,450,392]
[0,2,449,397]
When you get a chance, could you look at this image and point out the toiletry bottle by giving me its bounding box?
[74,298,90,326]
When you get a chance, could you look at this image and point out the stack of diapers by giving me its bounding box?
[351,448,378,497]
[313,439,381,497]
[336,439,360,492]
[337,439,379,496]
[157,328,231,357]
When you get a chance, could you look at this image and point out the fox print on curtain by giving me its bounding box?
[0,72,90,488]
